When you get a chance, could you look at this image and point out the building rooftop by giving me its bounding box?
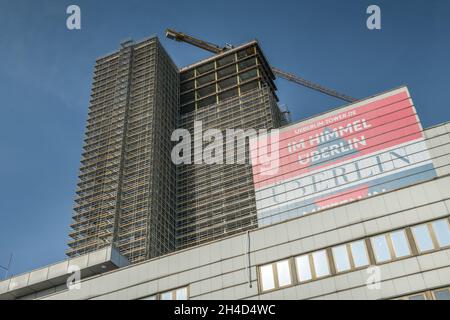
[0,246,128,300]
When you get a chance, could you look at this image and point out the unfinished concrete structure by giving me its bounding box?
[176,41,288,249]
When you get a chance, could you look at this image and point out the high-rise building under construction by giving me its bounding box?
[67,37,179,264]
[176,41,287,249]
[5,31,450,302]
[67,36,287,263]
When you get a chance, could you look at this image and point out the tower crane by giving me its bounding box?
[166,29,357,103]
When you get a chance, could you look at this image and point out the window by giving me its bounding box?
[180,80,195,93]
[240,81,259,93]
[238,58,256,71]
[196,73,215,86]
[180,103,195,115]
[239,69,258,82]
[295,255,312,282]
[371,230,411,263]
[407,293,427,300]
[181,69,194,82]
[160,291,172,300]
[196,62,214,75]
[181,91,195,105]
[332,241,369,273]
[217,54,235,67]
[276,260,292,287]
[197,84,216,98]
[160,287,188,300]
[259,259,293,292]
[431,219,450,248]
[218,88,238,102]
[433,288,450,300]
[390,230,411,258]
[260,264,276,292]
[257,219,450,295]
[217,65,236,79]
[411,224,435,253]
[237,46,255,59]
[350,240,370,268]
[332,245,351,273]
[197,95,216,108]
[175,287,188,300]
[371,235,391,263]
[396,287,450,300]
[218,77,237,91]
[312,250,330,278]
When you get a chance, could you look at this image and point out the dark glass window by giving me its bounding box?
[217,65,236,79]
[240,81,259,93]
[196,73,215,86]
[239,68,258,82]
[197,84,216,98]
[218,77,237,91]
[196,62,214,75]
[238,58,257,71]
[217,54,235,67]
[434,288,450,300]
[180,91,195,105]
[218,88,238,102]
[180,80,195,93]
[180,69,194,82]
[197,95,216,108]
[237,46,255,59]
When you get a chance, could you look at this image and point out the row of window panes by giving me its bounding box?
[181,67,258,99]
[179,81,262,115]
[139,287,188,300]
[259,218,450,292]
[396,286,450,300]
[180,47,257,82]
[180,81,260,113]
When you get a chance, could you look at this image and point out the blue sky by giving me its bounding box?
[0,0,449,276]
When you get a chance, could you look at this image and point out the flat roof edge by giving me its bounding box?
[0,246,129,300]
[179,40,259,72]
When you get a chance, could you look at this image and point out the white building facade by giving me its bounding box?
[1,90,449,300]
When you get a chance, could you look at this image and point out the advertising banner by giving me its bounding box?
[250,87,436,226]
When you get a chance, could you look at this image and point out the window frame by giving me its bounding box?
[311,250,331,279]
[430,218,450,249]
[370,234,393,264]
[370,229,412,264]
[387,229,413,259]
[332,240,370,274]
[258,259,295,293]
[411,218,450,254]
[158,286,189,300]
[293,249,331,284]
[431,287,450,300]
[294,254,313,283]
[395,286,450,300]
[256,218,450,295]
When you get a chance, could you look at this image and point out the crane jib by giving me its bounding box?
[165,28,358,103]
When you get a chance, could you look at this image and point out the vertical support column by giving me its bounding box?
[112,41,135,253]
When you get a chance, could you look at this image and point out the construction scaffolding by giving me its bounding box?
[68,37,289,263]
[68,37,179,264]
